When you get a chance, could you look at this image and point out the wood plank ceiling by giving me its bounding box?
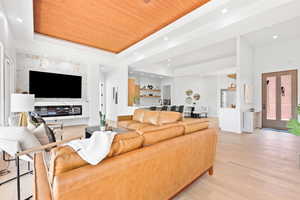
[34,0,211,53]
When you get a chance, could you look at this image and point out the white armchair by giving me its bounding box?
[0,126,81,200]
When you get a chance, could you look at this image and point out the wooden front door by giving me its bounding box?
[262,70,298,130]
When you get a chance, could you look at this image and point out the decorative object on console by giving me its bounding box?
[10,93,35,127]
[185,89,193,96]
[99,111,106,131]
[185,97,193,105]
[227,73,237,79]
[193,93,200,101]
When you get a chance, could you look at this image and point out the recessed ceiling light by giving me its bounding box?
[16,17,23,23]
[159,76,163,78]
[167,63,171,66]
[164,37,169,41]
[273,35,278,39]
[100,67,105,70]
[167,58,171,62]
[221,8,228,14]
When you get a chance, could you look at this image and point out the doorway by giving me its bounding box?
[162,85,171,105]
[262,70,298,130]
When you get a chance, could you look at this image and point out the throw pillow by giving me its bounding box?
[45,125,56,143]
[27,119,37,131]
[32,123,56,145]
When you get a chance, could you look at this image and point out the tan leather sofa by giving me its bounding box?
[34,110,217,200]
[118,109,209,131]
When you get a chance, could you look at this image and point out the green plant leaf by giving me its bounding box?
[287,119,300,136]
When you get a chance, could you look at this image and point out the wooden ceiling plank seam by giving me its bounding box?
[34,0,212,53]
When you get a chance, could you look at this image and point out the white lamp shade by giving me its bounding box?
[10,93,35,112]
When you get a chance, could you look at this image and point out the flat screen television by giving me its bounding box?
[29,71,82,98]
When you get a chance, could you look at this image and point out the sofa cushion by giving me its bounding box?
[133,109,146,122]
[182,118,209,124]
[158,111,182,125]
[49,131,144,184]
[182,122,209,134]
[127,122,151,130]
[142,110,160,125]
[49,146,88,184]
[139,124,184,146]
[108,132,144,157]
[137,123,176,133]
[118,120,137,129]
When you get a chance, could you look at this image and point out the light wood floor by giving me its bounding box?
[1,125,300,200]
[175,129,300,200]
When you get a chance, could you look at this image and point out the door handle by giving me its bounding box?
[262,104,266,110]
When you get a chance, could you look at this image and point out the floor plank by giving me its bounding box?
[175,129,300,200]
[1,125,300,200]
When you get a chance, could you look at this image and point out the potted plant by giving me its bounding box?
[287,105,300,136]
[99,111,106,131]
[133,96,140,107]
[287,105,300,167]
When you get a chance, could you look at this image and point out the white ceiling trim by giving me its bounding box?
[117,0,230,58]
[128,0,300,70]
[173,56,236,77]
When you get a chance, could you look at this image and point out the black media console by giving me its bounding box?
[34,105,82,118]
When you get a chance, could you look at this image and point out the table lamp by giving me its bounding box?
[10,93,35,126]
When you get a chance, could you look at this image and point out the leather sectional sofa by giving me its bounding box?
[34,109,218,200]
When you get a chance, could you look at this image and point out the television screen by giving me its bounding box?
[29,71,82,98]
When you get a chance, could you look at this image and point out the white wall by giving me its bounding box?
[0,3,16,126]
[253,37,300,111]
[161,78,175,103]
[238,37,254,111]
[87,65,104,126]
[105,65,136,121]
[237,37,254,132]
[0,3,15,59]
[173,75,218,117]
[105,68,221,119]
[162,85,171,99]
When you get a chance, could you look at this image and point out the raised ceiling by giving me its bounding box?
[33,0,211,53]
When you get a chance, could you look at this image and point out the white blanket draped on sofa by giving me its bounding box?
[66,131,117,165]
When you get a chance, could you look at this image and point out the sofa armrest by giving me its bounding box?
[117,115,133,121]
[16,136,82,157]
[34,152,52,200]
